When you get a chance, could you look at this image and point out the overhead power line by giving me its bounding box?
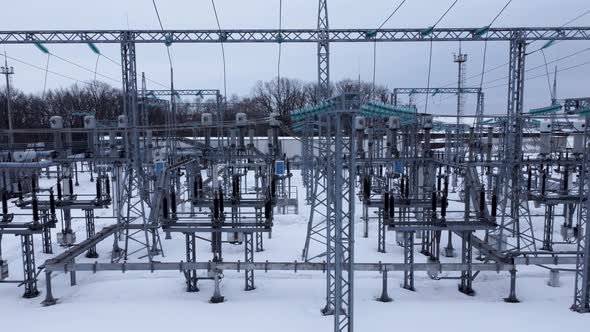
[0,52,95,87]
[211,0,228,102]
[372,0,408,96]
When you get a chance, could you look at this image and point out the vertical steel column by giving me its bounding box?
[542,204,554,251]
[41,209,52,254]
[322,114,335,314]
[498,36,536,253]
[302,114,329,261]
[328,112,355,332]
[377,208,386,253]
[573,118,590,312]
[184,232,198,292]
[245,232,255,291]
[21,234,39,298]
[317,0,330,100]
[255,207,264,252]
[403,231,415,291]
[120,32,160,261]
[458,232,474,295]
[84,209,98,258]
[301,0,331,260]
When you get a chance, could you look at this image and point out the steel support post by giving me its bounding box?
[327,112,355,332]
[377,209,386,253]
[302,116,329,261]
[255,207,264,252]
[322,114,335,315]
[210,270,224,303]
[377,268,392,302]
[41,209,52,254]
[21,234,39,298]
[184,232,199,292]
[245,232,255,291]
[84,209,98,258]
[301,0,331,262]
[498,36,536,253]
[41,271,57,306]
[403,231,415,291]
[573,118,590,312]
[458,231,475,295]
[504,268,520,303]
[119,32,160,261]
[542,204,554,251]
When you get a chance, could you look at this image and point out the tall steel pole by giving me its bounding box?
[453,48,467,159]
[1,55,14,147]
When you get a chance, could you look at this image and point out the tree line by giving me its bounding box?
[0,77,391,141]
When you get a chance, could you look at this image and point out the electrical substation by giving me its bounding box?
[1,1,590,332]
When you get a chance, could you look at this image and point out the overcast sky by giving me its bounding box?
[1,0,590,115]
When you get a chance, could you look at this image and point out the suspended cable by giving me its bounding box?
[376,0,408,31]
[432,0,459,28]
[425,5,590,94]
[211,0,228,105]
[404,42,590,109]
[481,48,590,85]
[489,0,512,27]
[42,54,50,99]
[151,0,173,68]
[277,0,283,114]
[483,59,590,90]
[50,52,120,83]
[100,54,121,67]
[416,55,590,108]
[93,54,100,83]
[0,53,103,87]
[561,8,590,27]
[540,50,554,101]
[424,40,434,113]
[424,0,459,112]
[477,0,512,89]
[371,0,408,96]
[527,9,590,55]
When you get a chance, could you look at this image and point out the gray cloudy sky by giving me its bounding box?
[1,0,590,115]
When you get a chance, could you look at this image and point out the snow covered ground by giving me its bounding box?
[1,169,589,331]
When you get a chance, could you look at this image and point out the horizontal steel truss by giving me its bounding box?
[393,87,482,95]
[143,89,220,97]
[42,258,577,273]
[1,27,590,44]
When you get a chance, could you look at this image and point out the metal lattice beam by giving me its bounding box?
[144,89,220,96]
[1,27,590,44]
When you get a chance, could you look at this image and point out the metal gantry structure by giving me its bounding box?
[0,2,589,331]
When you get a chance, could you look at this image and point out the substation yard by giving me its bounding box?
[1,169,587,332]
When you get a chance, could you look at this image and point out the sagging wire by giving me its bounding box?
[152,0,173,68]
[483,59,590,90]
[95,51,168,88]
[93,54,100,84]
[480,48,590,86]
[50,52,120,84]
[424,40,434,113]
[42,53,50,99]
[417,45,590,106]
[211,0,228,106]
[478,0,512,89]
[277,0,283,115]
[527,8,590,56]
[413,0,513,107]
[371,0,408,97]
[0,53,90,86]
[433,4,589,93]
[424,0,460,113]
[540,50,554,101]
